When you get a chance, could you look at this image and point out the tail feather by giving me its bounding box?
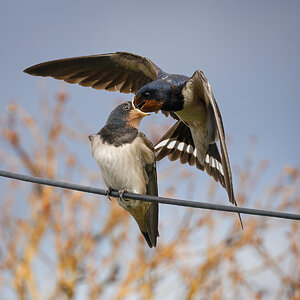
[141,231,153,248]
[145,203,159,247]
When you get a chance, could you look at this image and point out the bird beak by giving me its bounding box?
[133,96,163,113]
[131,99,150,116]
[128,99,150,128]
[88,134,96,141]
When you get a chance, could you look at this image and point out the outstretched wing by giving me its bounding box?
[154,120,225,188]
[184,70,235,203]
[155,120,242,228]
[180,70,243,228]
[24,52,164,94]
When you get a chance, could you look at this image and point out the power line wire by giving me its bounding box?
[0,169,299,221]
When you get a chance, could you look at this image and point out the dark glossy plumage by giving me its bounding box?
[24,52,162,93]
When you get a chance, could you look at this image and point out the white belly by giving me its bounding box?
[90,135,148,196]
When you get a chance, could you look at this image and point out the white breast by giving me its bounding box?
[90,135,153,196]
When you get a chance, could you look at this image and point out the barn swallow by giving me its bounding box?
[24,52,242,227]
[88,101,159,247]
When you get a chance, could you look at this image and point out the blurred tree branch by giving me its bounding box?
[0,89,299,299]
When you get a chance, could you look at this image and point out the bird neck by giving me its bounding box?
[99,124,138,147]
[163,84,185,111]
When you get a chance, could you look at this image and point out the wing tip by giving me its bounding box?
[23,66,33,74]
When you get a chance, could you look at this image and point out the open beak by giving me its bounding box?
[133,96,163,113]
[131,99,150,116]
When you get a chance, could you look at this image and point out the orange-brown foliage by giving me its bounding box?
[0,90,299,300]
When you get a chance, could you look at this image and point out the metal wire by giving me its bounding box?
[0,169,299,221]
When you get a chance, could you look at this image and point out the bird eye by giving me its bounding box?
[143,92,151,98]
[123,104,129,110]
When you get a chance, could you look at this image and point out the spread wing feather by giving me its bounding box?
[154,120,226,188]
[24,52,164,94]
[181,71,243,228]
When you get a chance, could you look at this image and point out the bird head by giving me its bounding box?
[106,101,150,129]
[133,82,166,113]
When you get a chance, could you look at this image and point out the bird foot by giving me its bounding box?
[118,189,128,201]
[106,187,113,201]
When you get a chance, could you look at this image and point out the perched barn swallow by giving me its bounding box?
[24,52,242,226]
[88,101,159,247]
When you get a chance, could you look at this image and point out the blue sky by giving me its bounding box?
[1,1,300,203]
[2,1,299,177]
[1,1,299,298]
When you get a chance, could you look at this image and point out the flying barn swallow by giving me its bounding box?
[89,101,159,248]
[24,52,242,227]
